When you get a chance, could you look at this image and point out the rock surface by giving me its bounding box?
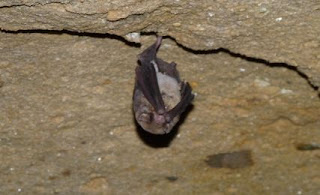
[0,0,320,88]
[0,32,319,194]
[1,0,320,194]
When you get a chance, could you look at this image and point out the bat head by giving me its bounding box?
[136,109,180,134]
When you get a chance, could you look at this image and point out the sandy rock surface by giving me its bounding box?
[0,1,320,194]
[0,33,319,194]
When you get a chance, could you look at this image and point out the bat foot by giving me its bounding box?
[156,36,163,48]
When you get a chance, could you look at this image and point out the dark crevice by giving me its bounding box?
[1,29,318,91]
[0,2,67,9]
[0,29,141,47]
[150,33,319,91]
[173,38,319,91]
[222,48,318,91]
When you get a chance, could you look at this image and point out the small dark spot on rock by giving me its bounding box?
[62,169,71,177]
[38,155,46,162]
[296,143,320,151]
[81,140,87,144]
[247,97,262,105]
[102,79,112,85]
[48,176,57,180]
[165,176,178,182]
[205,150,254,169]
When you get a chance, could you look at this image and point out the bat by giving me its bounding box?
[133,36,194,134]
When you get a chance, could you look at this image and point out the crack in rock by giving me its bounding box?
[0,29,318,95]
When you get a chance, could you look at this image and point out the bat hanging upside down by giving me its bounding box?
[133,36,194,134]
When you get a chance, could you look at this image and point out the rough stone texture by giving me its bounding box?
[0,0,320,88]
[1,0,320,194]
[0,32,319,194]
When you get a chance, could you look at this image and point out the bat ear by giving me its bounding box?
[138,36,163,64]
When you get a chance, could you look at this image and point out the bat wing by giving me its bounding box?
[167,82,194,120]
[136,36,166,114]
[156,59,181,82]
[135,62,166,114]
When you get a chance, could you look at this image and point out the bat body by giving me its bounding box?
[133,37,194,134]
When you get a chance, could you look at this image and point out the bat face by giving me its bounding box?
[133,37,194,134]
